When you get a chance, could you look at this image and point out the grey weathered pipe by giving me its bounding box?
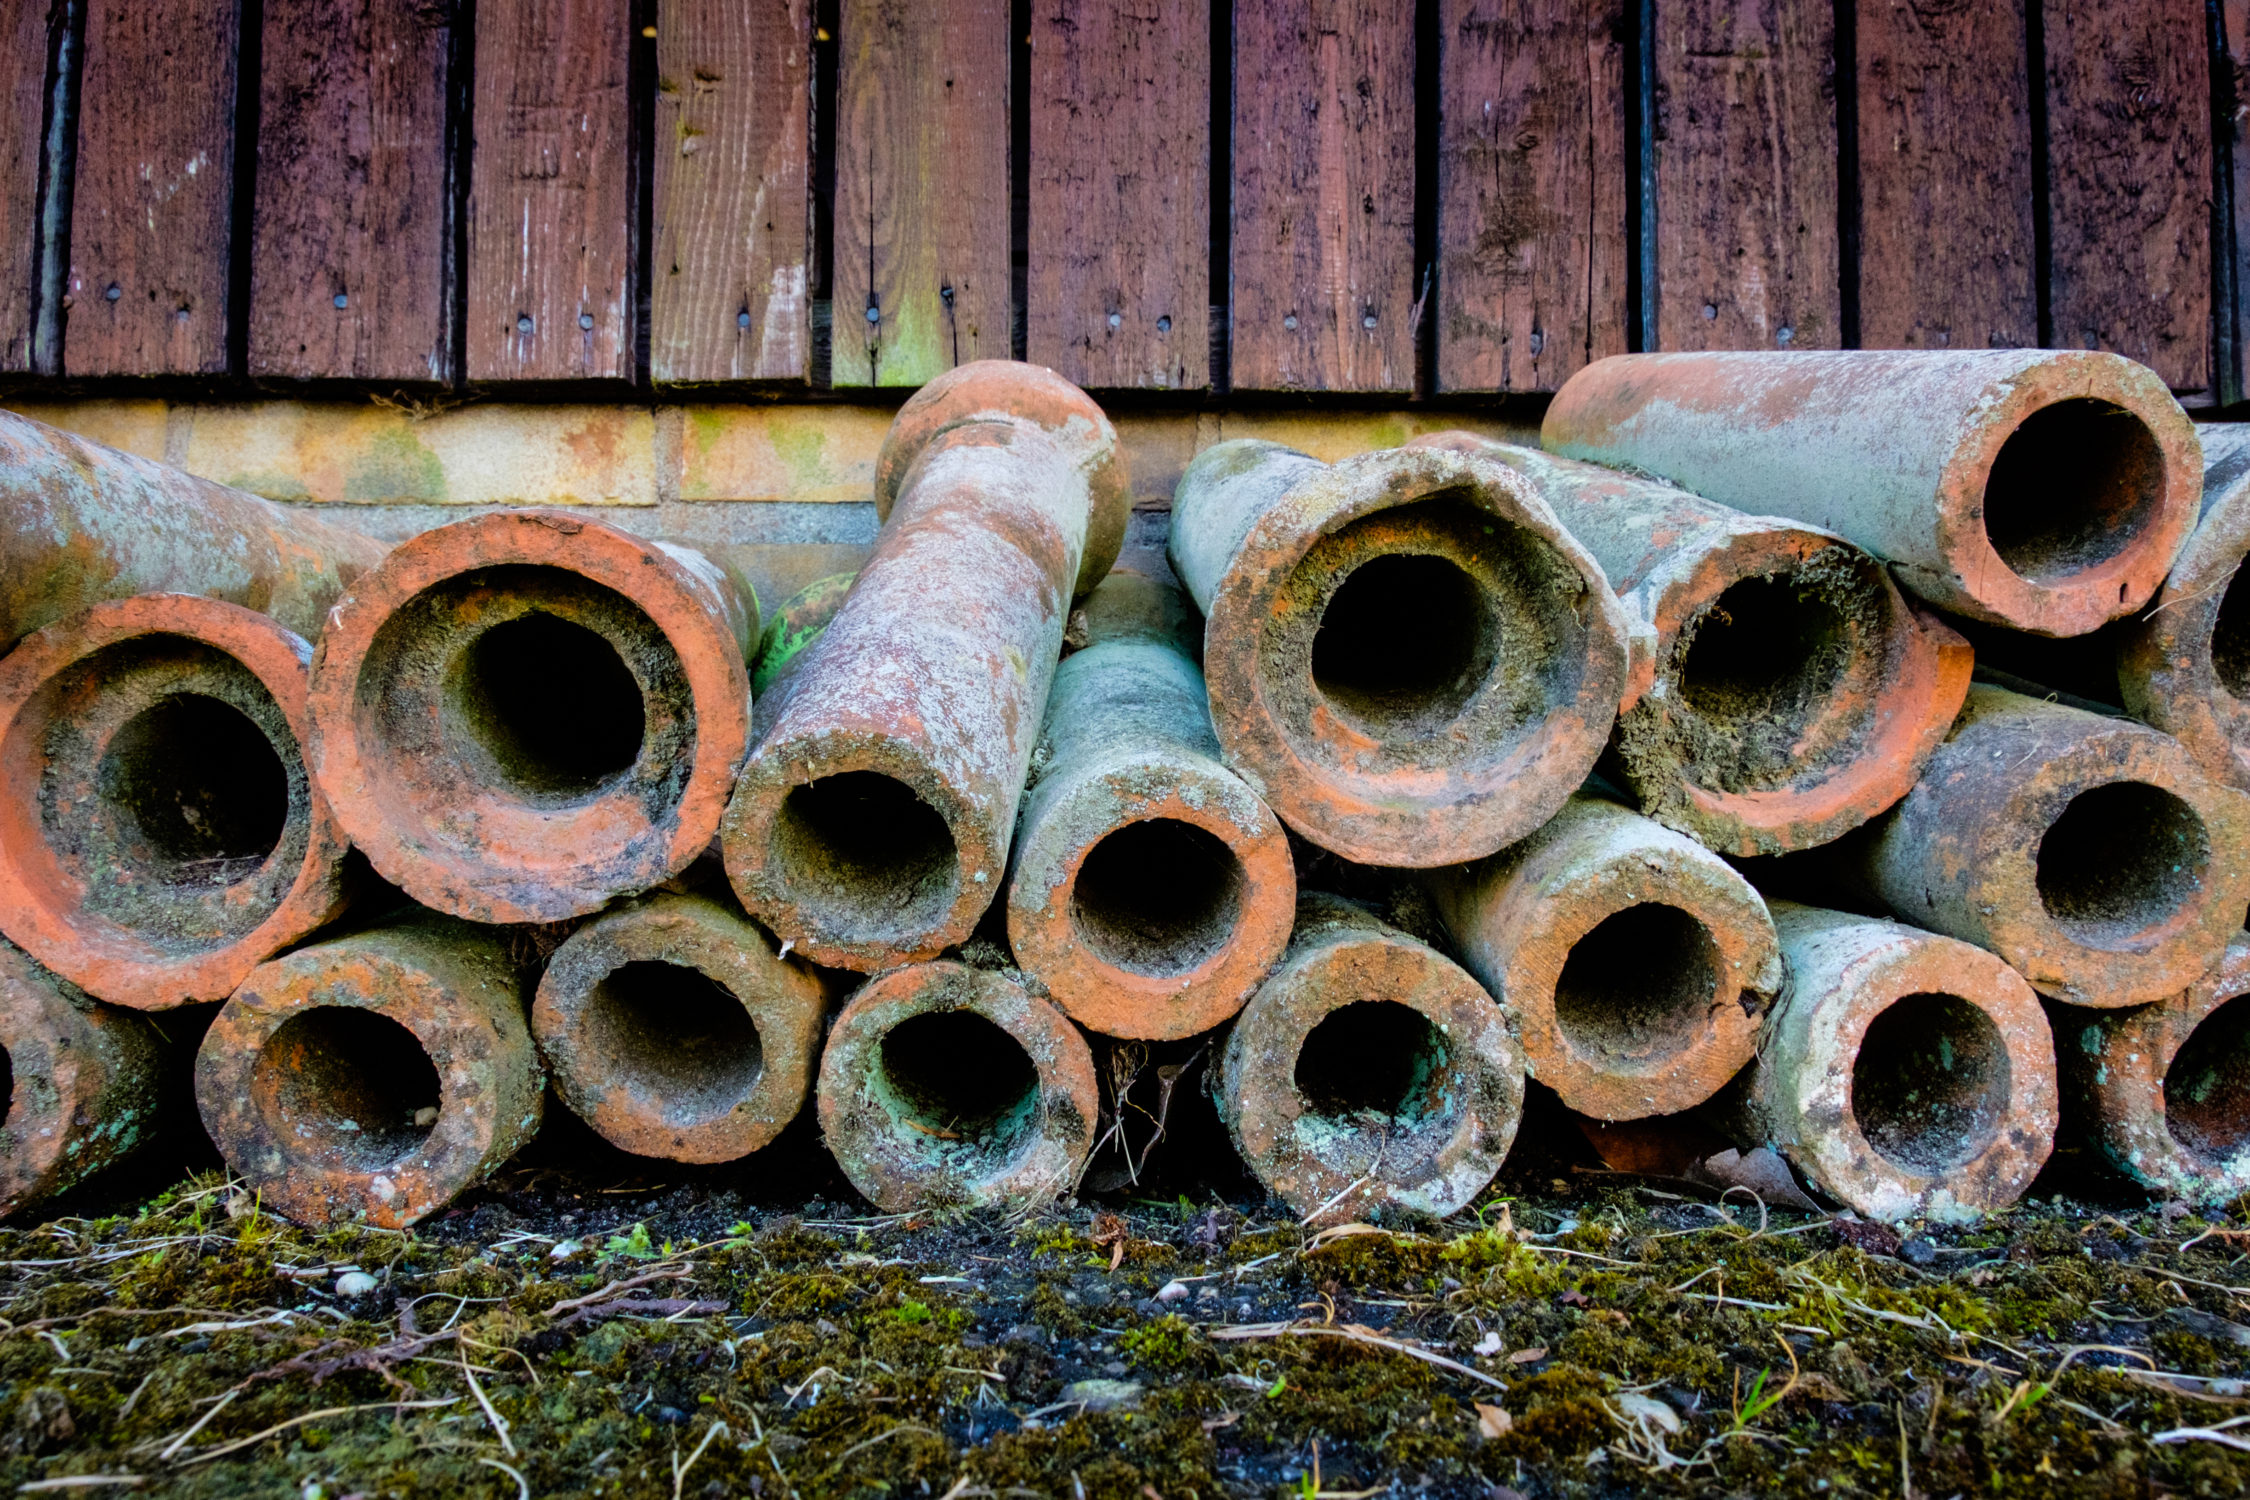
[723,362,1129,970]
[1543,350,2200,637]
[0,408,387,653]
[1005,569,1294,1041]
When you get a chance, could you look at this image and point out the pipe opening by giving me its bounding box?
[454,612,646,798]
[1680,574,1854,724]
[0,1045,14,1132]
[1071,817,1247,976]
[97,694,288,886]
[2165,993,2250,1163]
[252,1007,442,1172]
[2210,566,2250,701]
[2036,781,2210,947]
[874,1009,1039,1157]
[1312,552,1497,737]
[581,961,763,1125]
[1294,1001,1453,1123]
[1852,992,2010,1173]
[774,772,958,935]
[1982,398,2165,583]
[1553,903,1722,1068]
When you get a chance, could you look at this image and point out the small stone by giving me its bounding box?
[1155,1279,1189,1303]
[335,1270,379,1297]
[1900,1237,1938,1267]
[412,1106,439,1127]
[1060,1378,1143,1413]
[550,1238,582,1261]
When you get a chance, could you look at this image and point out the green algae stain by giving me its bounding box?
[341,426,446,503]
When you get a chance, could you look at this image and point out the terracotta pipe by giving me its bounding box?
[1409,435,1972,855]
[723,362,1129,969]
[0,938,165,1217]
[2056,934,2250,1203]
[1724,902,2056,1224]
[531,890,827,1163]
[194,914,543,1228]
[1543,350,2199,637]
[1425,794,1781,1121]
[815,960,1100,1211]
[308,511,755,925]
[1217,894,1523,1221]
[0,409,386,653]
[1853,684,2250,1007]
[1167,439,1631,867]
[0,596,353,1008]
[1006,570,1295,1041]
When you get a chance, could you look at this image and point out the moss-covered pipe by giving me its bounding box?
[0,938,165,1218]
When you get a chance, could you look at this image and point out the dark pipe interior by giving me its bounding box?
[97,693,288,885]
[1553,903,1722,1066]
[1982,397,2165,582]
[1852,992,2010,1173]
[253,1007,442,1172]
[1312,552,1496,736]
[2212,565,2250,702]
[2166,993,2250,1164]
[876,1010,1040,1154]
[581,961,764,1123]
[1071,818,1246,976]
[1294,1001,1452,1123]
[774,771,958,933]
[2035,780,2210,946]
[456,613,646,797]
[1679,573,1853,724]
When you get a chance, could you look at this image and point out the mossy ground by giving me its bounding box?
[3,1107,2247,1499]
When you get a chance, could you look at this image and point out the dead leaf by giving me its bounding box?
[1576,1115,1732,1177]
[1506,1346,1548,1365]
[1475,1402,1513,1439]
[1557,1290,1589,1308]
[1091,1211,1128,1272]
[1831,1216,1903,1258]
[1200,1411,1240,1433]
[1691,1147,1823,1213]
[1615,1391,1680,1435]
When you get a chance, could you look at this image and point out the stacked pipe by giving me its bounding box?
[1,345,2246,1231]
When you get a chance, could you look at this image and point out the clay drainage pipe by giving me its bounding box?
[0,938,165,1218]
[309,511,756,924]
[2057,935,2250,1203]
[1543,350,2199,637]
[1853,684,2250,1008]
[816,961,1100,1211]
[1410,436,1972,855]
[0,596,354,1008]
[0,409,386,652]
[1426,794,1781,1120]
[532,890,826,1163]
[724,362,1128,969]
[1727,903,2056,1223]
[1006,570,1294,1041]
[195,916,543,1228]
[1217,895,1524,1220]
[1168,440,1629,866]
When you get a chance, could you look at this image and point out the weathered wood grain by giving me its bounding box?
[2044,0,2211,394]
[0,2,51,373]
[1650,0,1839,352]
[1436,0,1629,392]
[2224,1,2250,404]
[650,0,810,385]
[68,0,238,376]
[1854,0,2035,351]
[831,0,1010,388]
[466,0,635,383]
[251,0,454,383]
[1230,0,1416,392]
[1026,0,1209,391]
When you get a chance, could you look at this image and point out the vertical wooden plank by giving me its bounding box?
[1436,0,1629,393]
[1651,0,1839,352]
[67,0,237,376]
[2044,0,2212,394]
[251,0,454,383]
[831,0,1010,388]
[650,0,811,385]
[2224,0,2250,405]
[1026,0,1209,392]
[466,0,635,383]
[1230,0,1416,392]
[1854,0,2036,351]
[0,2,51,373]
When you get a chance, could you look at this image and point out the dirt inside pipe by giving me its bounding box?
[2165,992,2250,1164]
[871,1010,1041,1167]
[2033,780,2211,947]
[579,960,765,1127]
[1981,398,2165,584]
[1851,992,2011,1174]
[772,771,959,936]
[1551,903,1723,1069]
[1069,817,1247,977]
[250,1007,442,1173]
[1292,1001,1454,1125]
[452,612,646,798]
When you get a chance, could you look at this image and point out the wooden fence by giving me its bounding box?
[1,0,2244,404]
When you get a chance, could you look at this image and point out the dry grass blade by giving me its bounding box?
[2154,1414,2250,1451]
[1209,1319,1507,1390]
[174,1397,458,1465]
[479,1457,530,1500]
[545,1265,693,1317]
[460,1344,516,1457]
[16,1480,147,1493]
[671,1421,730,1499]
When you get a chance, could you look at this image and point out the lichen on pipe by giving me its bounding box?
[0,938,165,1218]
[309,511,756,924]
[1542,350,2199,637]
[724,362,1129,969]
[751,571,856,698]
[2056,934,2250,1203]
[532,889,827,1163]
[1852,684,2250,1008]
[1724,902,2056,1224]
[0,596,354,1008]
[2115,425,2250,790]
[0,408,387,652]
[1410,435,1972,855]
[1006,569,1294,1041]
[1425,794,1781,1121]
[1167,440,1630,866]
[194,914,543,1228]
[815,960,1100,1211]
[1217,895,1523,1221]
